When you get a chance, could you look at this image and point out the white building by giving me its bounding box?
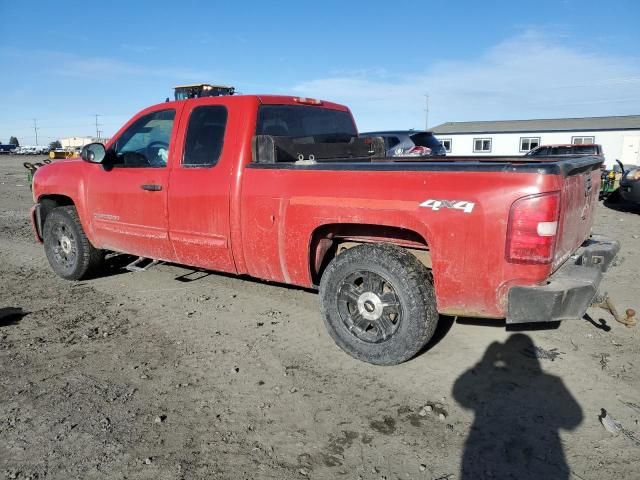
[431,115,640,168]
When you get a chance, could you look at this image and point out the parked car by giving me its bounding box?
[619,162,640,204]
[15,146,48,155]
[0,144,17,154]
[360,130,447,157]
[525,144,603,157]
[31,94,617,365]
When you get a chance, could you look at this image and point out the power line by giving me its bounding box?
[424,93,430,130]
[94,114,102,139]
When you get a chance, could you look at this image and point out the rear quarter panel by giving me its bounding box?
[240,165,563,318]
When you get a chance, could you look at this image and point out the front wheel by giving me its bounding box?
[320,243,438,365]
[43,206,104,280]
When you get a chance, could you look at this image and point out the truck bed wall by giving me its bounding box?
[240,165,565,318]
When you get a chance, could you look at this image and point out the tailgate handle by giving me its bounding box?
[141,184,162,191]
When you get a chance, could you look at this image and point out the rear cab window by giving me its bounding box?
[569,145,599,155]
[256,105,357,143]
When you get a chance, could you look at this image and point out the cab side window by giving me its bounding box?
[183,106,228,167]
[112,109,175,168]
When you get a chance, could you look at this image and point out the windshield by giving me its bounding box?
[256,105,357,142]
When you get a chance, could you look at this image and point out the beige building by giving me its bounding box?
[59,136,109,148]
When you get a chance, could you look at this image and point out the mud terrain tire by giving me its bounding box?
[320,243,438,365]
[43,206,103,280]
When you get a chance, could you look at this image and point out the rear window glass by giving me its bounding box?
[256,105,357,142]
[568,145,598,155]
[410,132,442,150]
[550,146,573,155]
[549,145,598,155]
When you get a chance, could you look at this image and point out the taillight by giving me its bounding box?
[406,146,432,156]
[506,192,560,264]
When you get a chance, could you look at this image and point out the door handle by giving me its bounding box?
[141,184,162,191]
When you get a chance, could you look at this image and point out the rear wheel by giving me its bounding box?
[43,206,104,280]
[320,243,438,365]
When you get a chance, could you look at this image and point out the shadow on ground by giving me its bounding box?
[453,333,583,480]
[0,307,28,326]
[583,313,612,332]
[455,316,562,332]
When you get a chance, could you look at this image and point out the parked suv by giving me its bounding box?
[360,130,446,157]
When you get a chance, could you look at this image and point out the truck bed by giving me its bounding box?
[243,153,602,317]
[249,153,603,176]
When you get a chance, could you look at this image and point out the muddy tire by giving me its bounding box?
[319,243,438,365]
[43,206,103,280]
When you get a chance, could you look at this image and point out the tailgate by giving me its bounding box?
[553,156,603,270]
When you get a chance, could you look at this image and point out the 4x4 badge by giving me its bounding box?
[419,199,475,213]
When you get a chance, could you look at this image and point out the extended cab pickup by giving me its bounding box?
[31,95,619,365]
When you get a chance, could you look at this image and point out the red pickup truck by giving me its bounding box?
[31,94,618,365]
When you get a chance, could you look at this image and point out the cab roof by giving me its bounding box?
[166,94,350,112]
[534,144,600,148]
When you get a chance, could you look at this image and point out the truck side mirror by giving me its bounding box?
[80,143,106,164]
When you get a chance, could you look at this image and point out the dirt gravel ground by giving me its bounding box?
[1,155,639,480]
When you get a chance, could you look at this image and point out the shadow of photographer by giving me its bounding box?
[453,333,583,479]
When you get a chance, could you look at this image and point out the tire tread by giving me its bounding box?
[43,206,103,280]
[320,242,438,365]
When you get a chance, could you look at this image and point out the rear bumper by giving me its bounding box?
[507,235,619,324]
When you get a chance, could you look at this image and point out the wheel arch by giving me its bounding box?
[309,223,431,285]
[37,193,75,226]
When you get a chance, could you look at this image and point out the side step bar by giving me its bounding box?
[125,257,160,272]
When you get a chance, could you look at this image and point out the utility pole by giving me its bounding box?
[94,114,102,138]
[33,118,39,145]
[424,93,430,131]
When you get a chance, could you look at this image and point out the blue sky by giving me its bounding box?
[1,0,639,145]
